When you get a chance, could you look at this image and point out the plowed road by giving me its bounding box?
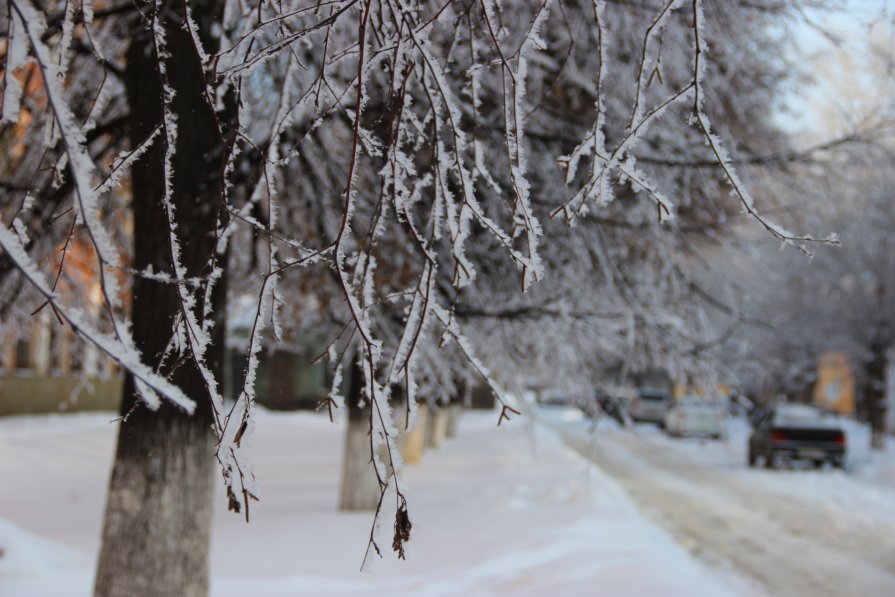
[554,421,895,597]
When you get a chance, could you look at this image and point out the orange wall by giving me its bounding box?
[813,353,855,415]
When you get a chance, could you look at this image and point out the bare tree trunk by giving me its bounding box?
[870,404,887,450]
[426,405,449,450]
[267,350,298,410]
[94,401,216,597]
[400,404,428,465]
[867,339,888,451]
[30,309,51,375]
[338,361,380,511]
[445,402,462,438]
[95,1,229,594]
[2,327,15,373]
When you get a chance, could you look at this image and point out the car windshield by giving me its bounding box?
[773,404,829,425]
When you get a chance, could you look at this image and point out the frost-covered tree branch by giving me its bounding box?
[0,0,837,578]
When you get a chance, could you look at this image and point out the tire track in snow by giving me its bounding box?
[557,425,895,597]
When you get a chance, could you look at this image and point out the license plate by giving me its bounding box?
[799,449,826,459]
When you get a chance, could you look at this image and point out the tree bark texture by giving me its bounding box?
[94,1,229,595]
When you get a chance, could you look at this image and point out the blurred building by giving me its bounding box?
[812,352,855,416]
[0,311,121,416]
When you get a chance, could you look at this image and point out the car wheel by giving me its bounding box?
[813,459,824,469]
[748,449,757,467]
[766,452,779,469]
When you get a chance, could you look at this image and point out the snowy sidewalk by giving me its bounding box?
[1,410,742,596]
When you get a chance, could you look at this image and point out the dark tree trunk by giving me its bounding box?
[267,350,298,409]
[94,1,229,595]
[866,339,888,451]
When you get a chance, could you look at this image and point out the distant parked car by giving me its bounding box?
[664,397,726,439]
[748,403,846,469]
[537,387,570,406]
[629,387,672,426]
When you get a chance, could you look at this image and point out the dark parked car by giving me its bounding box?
[748,403,846,468]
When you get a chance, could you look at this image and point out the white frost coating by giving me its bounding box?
[12,217,29,245]
[81,0,94,23]
[219,271,277,514]
[496,0,549,290]
[430,303,507,409]
[360,353,401,494]
[0,225,195,412]
[689,0,803,244]
[217,394,258,514]
[132,379,162,410]
[58,0,77,81]
[148,3,246,495]
[336,247,383,364]
[19,192,35,213]
[618,157,676,218]
[152,6,223,409]
[217,0,358,79]
[10,0,123,278]
[555,1,705,222]
[564,82,693,218]
[629,0,687,128]
[95,126,163,196]
[82,79,114,134]
[130,264,205,287]
[1,7,27,124]
[326,345,345,418]
[589,0,610,199]
[400,8,536,284]
[11,192,34,244]
[237,275,276,420]
[387,262,435,386]
[79,5,112,134]
[356,252,378,315]
[467,36,502,197]
[203,146,245,326]
[184,1,210,65]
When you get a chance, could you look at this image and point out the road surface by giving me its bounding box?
[554,421,895,597]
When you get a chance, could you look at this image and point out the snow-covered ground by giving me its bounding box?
[538,406,895,596]
[1,409,744,596]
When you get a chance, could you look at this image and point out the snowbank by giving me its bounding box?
[0,519,92,597]
[1,410,742,596]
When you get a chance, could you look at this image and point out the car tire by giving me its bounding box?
[748,449,756,467]
[766,452,779,469]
